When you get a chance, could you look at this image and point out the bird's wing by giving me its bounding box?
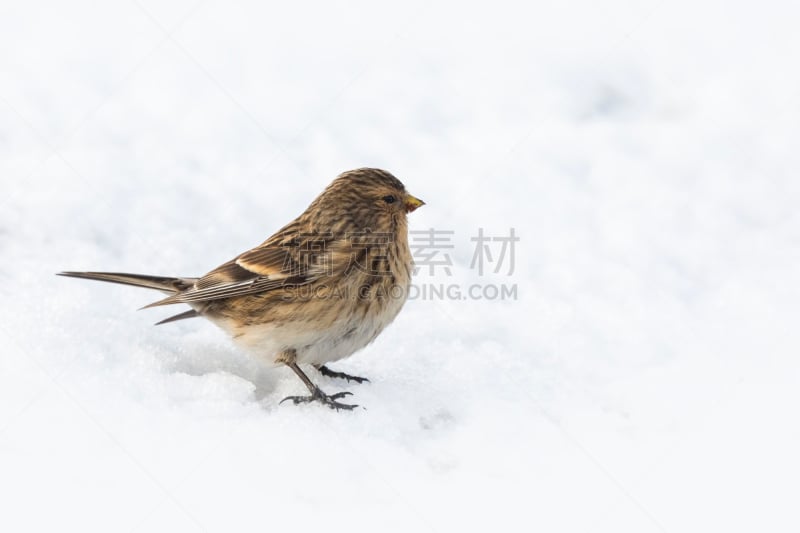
[143,234,347,307]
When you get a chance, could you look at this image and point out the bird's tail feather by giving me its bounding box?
[154,309,199,325]
[57,271,197,293]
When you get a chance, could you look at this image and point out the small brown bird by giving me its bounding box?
[60,168,424,410]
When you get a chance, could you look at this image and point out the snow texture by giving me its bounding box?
[1,1,799,532]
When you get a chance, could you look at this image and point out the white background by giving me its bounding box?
[1,1,799,531]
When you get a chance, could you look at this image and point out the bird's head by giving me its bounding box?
[306,168,424,234]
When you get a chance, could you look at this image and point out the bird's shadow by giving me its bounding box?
[163,343,282,403]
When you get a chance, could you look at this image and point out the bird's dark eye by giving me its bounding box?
[382,195,397,204]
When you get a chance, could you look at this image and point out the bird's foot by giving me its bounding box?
[317,364,370,384]
[280,386,358,411]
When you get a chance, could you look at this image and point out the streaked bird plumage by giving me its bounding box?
[60,168,424,410]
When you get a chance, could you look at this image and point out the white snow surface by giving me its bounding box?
[2,1,799,532]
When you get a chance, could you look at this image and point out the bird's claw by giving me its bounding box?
[280,386,358,411]
[317,365,370,384]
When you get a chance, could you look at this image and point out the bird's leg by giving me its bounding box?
[281,362,358,411]
[315,364,370,384]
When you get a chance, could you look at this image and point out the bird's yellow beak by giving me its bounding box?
[404,193,425,213]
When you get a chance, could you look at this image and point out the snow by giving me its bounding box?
[2,1,799,531]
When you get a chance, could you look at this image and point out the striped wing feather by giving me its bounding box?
[144,235,337,307]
